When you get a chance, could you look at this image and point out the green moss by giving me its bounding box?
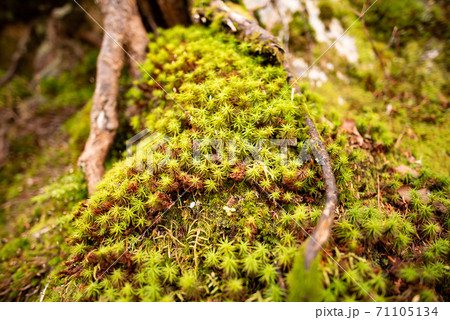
[63,100,92,162]
[0,238,29,260]
[2,0,448,301]
[318,1,334,22]
[44,24,447,302]
[38,50,97,112]
[0,75,31,108]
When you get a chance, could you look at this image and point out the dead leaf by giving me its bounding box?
[340,119,367,148]
[432,201,448,214]
[226,197,237,207]
[341,119,359,134]
[398,186,430,203]
[394,164,419,178]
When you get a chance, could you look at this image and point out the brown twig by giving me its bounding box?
[377,174,381,208]
[384,26,398,51]
[302,115,338,269]
[206,0,339,269]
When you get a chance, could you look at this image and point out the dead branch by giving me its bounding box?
[78,0,148,194]
[206,0,284,63]
[302,115,338,268]
[206,0,339,269]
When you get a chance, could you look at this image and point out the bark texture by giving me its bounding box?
[80,0,194,194]
[78,0,148,194]
[155,0,192,27]
[137,0,192,31]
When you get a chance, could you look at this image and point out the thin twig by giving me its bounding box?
[384,26,398,51]
[377,174,381,209]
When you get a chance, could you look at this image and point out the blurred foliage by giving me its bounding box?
[349,0,449,42]
[39,49,97,112]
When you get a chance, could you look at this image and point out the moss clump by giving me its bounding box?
[54,25,329,301]
[0,171,87,301]
[48,24,449,302]
[3,0,448,300]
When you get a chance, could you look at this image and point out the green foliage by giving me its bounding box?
[31,171,87,205]
[350,0,447,42]
[38,50,97,112]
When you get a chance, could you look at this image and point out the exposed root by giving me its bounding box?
[302,115,338,268]
[206,0,284,64]
[78,0,148,194]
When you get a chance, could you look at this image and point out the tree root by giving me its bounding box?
[206,0,339,269]
[78,0,148,194]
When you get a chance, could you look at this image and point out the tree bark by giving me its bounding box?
[137,0,192,31]
[80,0,194,194]
[78,0,148,194]
[155,0,192,27]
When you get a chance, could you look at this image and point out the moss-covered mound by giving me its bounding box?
[42,26,449,302]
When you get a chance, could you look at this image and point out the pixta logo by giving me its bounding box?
[126,129,325,174]
[126,129,172,175]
